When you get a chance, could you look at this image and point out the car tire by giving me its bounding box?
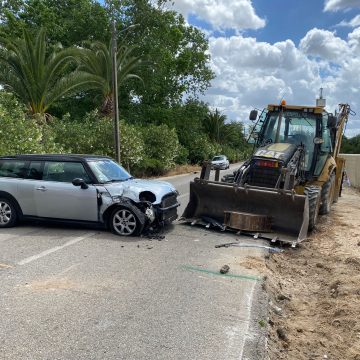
[0,197,18,228]
[304,186,321,231]
[319,173,336,215]
[109,205,144,236]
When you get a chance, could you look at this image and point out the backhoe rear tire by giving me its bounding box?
[304,186,321,231]
[319,173,336,215]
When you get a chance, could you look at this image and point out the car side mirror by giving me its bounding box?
[72,178,88,189]
[327,115,337,129]
[249,110,258,121]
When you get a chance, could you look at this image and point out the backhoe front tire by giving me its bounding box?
[319,173,336,215]
[304,186,321,231]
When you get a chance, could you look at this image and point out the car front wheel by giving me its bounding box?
[0,198,17,228]
[110,206,142,236]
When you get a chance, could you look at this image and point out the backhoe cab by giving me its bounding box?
[182,97,351,246]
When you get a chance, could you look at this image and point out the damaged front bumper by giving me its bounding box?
[155,192,180,223]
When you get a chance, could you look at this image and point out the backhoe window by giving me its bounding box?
[261,111,318,170]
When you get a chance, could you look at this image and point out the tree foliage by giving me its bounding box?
[51,110,144,169]
[0,29,97,117]
[0,0,110,45]
[341,135,360,154]
[78,41,144,116]
[0,1,250,171]
[0,92,58,154]
[120,0,214,109]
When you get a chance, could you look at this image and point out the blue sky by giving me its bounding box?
[249,0,356,44]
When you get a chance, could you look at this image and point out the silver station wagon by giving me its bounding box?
[0,155,179,236]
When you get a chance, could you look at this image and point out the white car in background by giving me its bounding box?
[211,155,230,170]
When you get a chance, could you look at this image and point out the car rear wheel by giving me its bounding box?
[110,206,142,236]
[0,198,17,228]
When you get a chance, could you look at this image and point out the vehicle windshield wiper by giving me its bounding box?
[103,177,133,183]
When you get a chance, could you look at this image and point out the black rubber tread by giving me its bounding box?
[339,171,345,198]
[304,186,321,231]
[333,172,342,203]
[109,203,146,236]
[319,173,336,215]
[0,197,18,228]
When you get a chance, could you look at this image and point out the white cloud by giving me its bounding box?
[169,1,360,137]
[337,14,360,27]
[171,0,265,31]
[324,0,360,12]
[299,28,350,61]
[199,28,360,136]
[205,35,323,122]
[348,26,360,53]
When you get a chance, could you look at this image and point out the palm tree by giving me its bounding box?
[77,41,144,116]
[203,109,227,143]
[0,29,96,119]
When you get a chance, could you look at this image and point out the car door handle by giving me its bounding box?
[35,186,47,192]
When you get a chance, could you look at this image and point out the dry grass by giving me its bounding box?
[160,164,201,177]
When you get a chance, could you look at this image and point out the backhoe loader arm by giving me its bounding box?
[333,104,351,158]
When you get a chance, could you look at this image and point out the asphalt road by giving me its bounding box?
[0,166,267,360]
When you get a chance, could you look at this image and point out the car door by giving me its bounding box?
[16,160,44,216]
[34,161,98,222]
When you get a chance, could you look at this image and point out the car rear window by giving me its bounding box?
[0,160,27,178]
[26,161,43,180]
[43,161,91,183]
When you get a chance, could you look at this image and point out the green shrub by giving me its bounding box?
[0,92,59,155]
[175,144,189,165]
[51,110,144,170]
[141,124,180,170]
[133,157,166,177]
[186,134,221,164]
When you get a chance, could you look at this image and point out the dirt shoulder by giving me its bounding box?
[266,187,360,360]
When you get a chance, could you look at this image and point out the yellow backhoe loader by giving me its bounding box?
[182,95,353,246]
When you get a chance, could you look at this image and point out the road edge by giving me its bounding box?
[242,271,269,359]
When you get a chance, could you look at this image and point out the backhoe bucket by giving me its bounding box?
[182,179,309,245]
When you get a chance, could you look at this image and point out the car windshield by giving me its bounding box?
[213,156,225,161]
[88,159,133,183]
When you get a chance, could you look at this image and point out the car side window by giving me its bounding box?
[26,161,43,180]
[43,161,91,183]
[0,160,27,178]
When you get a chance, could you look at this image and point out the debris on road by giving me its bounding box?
[0,263,12,269]
[215,242,284,253]
[219,265,230,274]
[142,226,166,240]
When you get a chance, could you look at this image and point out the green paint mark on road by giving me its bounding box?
[181,265,261,281]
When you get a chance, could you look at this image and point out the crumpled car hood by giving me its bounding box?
[103,178,176,204]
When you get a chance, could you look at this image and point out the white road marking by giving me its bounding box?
[238,282,256,360]
[17,232,96,266]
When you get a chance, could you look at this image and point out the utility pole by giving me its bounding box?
[112,17,121,163]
